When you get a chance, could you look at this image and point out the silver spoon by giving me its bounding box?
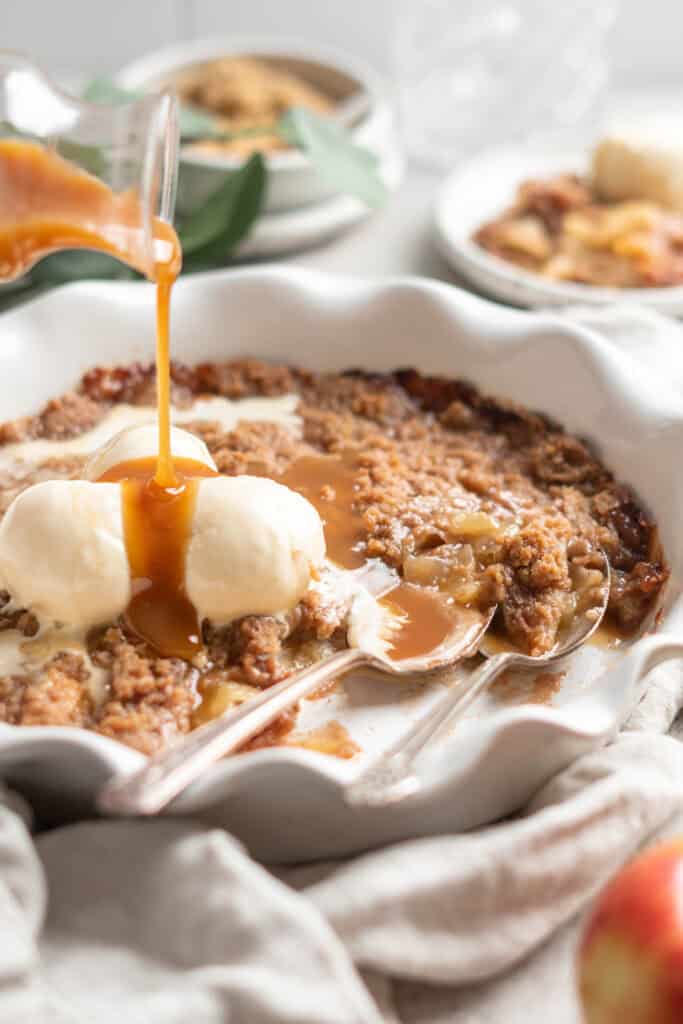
[345,553,611,807]
[98,554,609,817]
[97,580,491,817]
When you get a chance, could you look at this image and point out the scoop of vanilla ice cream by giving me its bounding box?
[186,475,326,625]
[0,425,324,632]
[0,480,130,627]
[84,424,216,480]
[593,119,683,211]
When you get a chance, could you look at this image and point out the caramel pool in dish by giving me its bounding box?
[0,360,668,756]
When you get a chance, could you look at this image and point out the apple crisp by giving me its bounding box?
[0,359,668,754]
[474,174,683,288]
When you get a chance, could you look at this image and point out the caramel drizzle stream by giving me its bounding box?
[99,456,217,658]
[154,269,175,488]
[0,140,464,664]
[0,140,198,655]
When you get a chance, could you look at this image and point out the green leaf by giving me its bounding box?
[177,102,227,142]
[178,152,266,260]
[83,77,142,106]
[0,283,54,314]
[278,107,387,209]
[0,121,36,141]
[55,139,107,178]
[83,77,226,142]
[29,251,140,285]
[0,253,138,309]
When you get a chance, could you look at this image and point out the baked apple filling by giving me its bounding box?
[0,360,668,755]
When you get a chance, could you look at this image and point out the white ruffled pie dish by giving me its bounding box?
[0,267,680,863]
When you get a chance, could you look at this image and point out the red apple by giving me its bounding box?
[578,838,683,1023]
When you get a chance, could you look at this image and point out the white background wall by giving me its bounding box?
[1,0,681,88]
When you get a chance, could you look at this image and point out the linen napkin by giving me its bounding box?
[0,302,680,1024]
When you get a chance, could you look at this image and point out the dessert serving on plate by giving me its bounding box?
[473,123,683,288]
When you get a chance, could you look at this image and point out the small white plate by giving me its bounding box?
[0,268,680,862]
[434,143,683,315]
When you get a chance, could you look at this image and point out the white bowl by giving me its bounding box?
[434,142,683,315]
[117,37,392,216]
[0,268,680,862]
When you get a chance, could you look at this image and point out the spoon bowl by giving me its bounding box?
[98,587,492,816]
[345,550,611,806]
[98,552,610,817]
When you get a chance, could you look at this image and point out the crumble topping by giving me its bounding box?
[0,358,668,754]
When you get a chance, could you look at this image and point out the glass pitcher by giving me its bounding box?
[0,51,179,282]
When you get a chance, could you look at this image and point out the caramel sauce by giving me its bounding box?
[154,268,177,488]
[0,140,180,282]
[277,450,365,569]
[287,721,359,759]
[490,668,565,705]
[0,139,474,669]
[382,583,461,660]
[99,456,217,657]
[192,680,259,727]
[479,629,520,657]
[0,139,193,654]
[588,621,628,650]
[531,671,565,704]
[276,449,472,660]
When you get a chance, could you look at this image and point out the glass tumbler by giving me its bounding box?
[394,0,619,169]
[0,51,178,282]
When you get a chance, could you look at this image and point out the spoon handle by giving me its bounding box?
[345,652,511,807]
[97,646,366,816]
